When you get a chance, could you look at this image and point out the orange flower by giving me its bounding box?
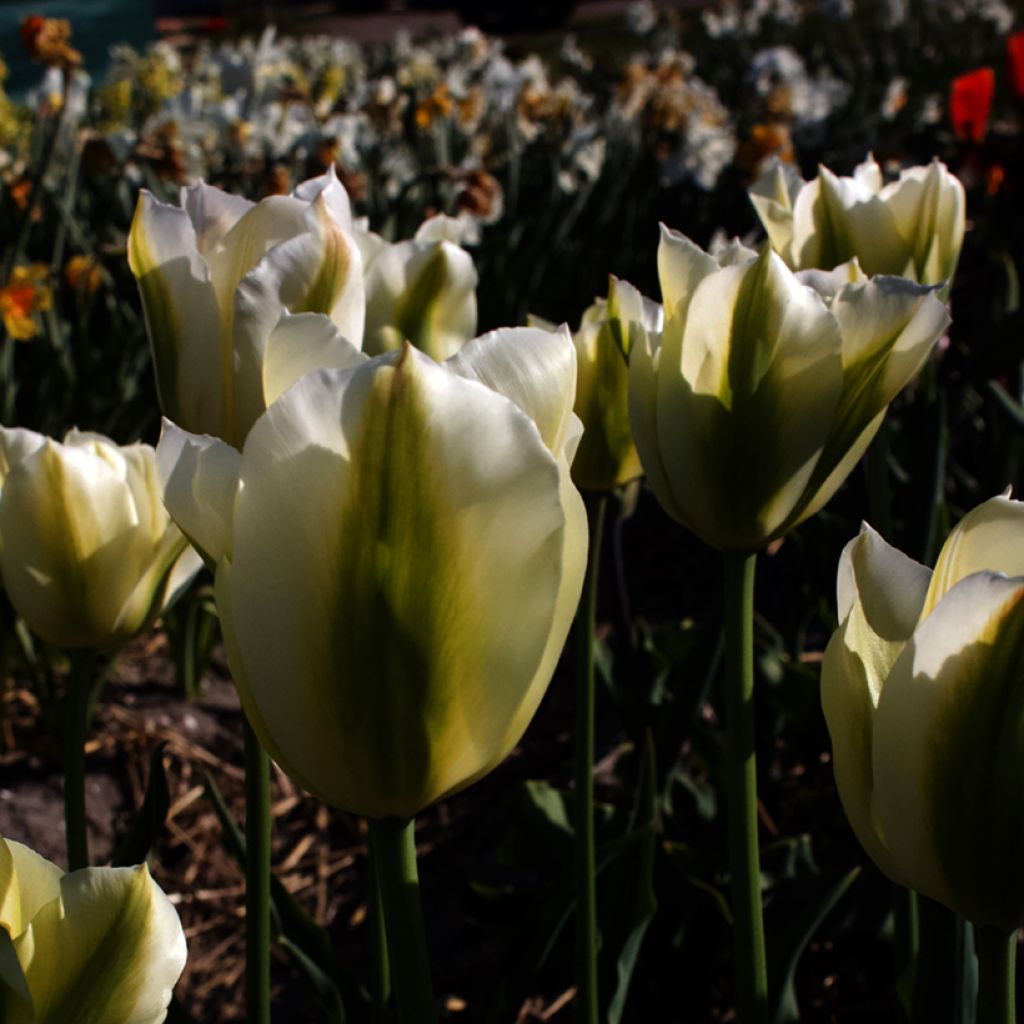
[19,15,81,68]
[950,67,995,142]
[1008,31,1024,99]
[64,254,102,295]
[0,264,52,341]
[415,81,453,129]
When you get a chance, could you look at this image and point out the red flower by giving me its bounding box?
[1008,31,1024,99]
[950,67,995,142]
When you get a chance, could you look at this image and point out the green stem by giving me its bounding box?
[573,492,607,1024]
[894,884,920,1014]
[368,817,436,1024]
[864,420,894,542]
[243,718,272,1024]
[975,926,1017,1024]
[61,651,95,871]
[722,551,768,1024]
[367,827,392,1023]
[911,897,976,1024]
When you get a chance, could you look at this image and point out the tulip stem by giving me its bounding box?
[722,551,768,1024]
[369,817,436,1024]
[894,884,920,1010]
[367,827,392,1022]
[574,492,607,1024]
[974,926,1017,1024]
[61,651,95,871]
[243,719,272,1024]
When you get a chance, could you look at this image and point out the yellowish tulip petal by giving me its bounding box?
[156,420,241,568]
[446,325,576,458]
[292,166,355,234]
[180,181,254,257]
[128,191,223,435]
[225,350,574,818]
[748,159,804,264]
[873,572,1024,930]
[657,246,844,549]
[0,838,62,939]
[656,224,717,325]
[15,863,186,1024]
[882,161,965,286]
[922,493,1024,619]
[852,155,883,193]
[0,428,46,487]
[262,312,367,409]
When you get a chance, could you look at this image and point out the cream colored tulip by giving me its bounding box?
[361,215,478,361]
[750,156,965,288]
[0,428,201,649]
[821,494,1024,931]
[0,835,187,1023]
[157,327,586,819]
[129,169,365,446]
[538,278,660,492]
[627,228,950,552]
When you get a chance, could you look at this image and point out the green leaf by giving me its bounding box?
[111,742,171,868]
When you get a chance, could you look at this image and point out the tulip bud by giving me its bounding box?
[157,328,586,819]
[0,428,201,649]
[361,214,478,361]
[541,278,660,492]
[0,835,187,1023]
[628,228,950,552]
[129,168,365,446]
[821,494,1024,931]
[750,156,965,289]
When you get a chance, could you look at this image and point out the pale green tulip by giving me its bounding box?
[0,428,201,649]
[0,835,187,1024]
[750,156,965,288]
[361,215,478,361]
[628,229,950,552]
[157,327,586,819]
[129,169,365,446]
[536,278,660,492]
[821,494,1024,931]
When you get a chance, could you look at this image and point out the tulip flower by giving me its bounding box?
[950,67,995,144]
[628,230,950,554]
[537,277,659,493]
[749,156,965,288]
[129,168,366,446]
[821,493,1024,932]
[361,215,478,361]
[0,835,186,1024]
[158,325,584,818]
[0,427,201,650]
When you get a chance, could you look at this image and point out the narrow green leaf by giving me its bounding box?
[111,742,171,867]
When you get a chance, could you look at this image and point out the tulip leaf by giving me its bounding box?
[203,773,371,1022]
[766,866,860,1024]
[111,742,171,868]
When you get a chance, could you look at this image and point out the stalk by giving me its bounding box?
[573,492,607,1024]
[974,926,1017,1024]
[722,551,768,1023]
[368,817,436,1024]
[61,650,95,871]
[243,718,272,1024]
[367,826,392,1022]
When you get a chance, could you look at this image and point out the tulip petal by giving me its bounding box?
[181,181,254,257]
[0,428,45,486]
[262,312,367,408]
[14,864,186,1024]
[821,526,931,882]
[873,572,1024,929]
[225,349,574,817]
[656,224,718,326]
[128,192,223,435]
[292,165,355,234]
[748,159,804,265]
[446,325,577,458]
[0,838,62,940]
[156,420,241,567]
[922,493,1024,619]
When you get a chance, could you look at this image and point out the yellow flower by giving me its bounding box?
[64,254,102,296]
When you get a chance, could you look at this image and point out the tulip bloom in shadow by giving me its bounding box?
[158,327,587,1023]
[626,229,950,1022]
